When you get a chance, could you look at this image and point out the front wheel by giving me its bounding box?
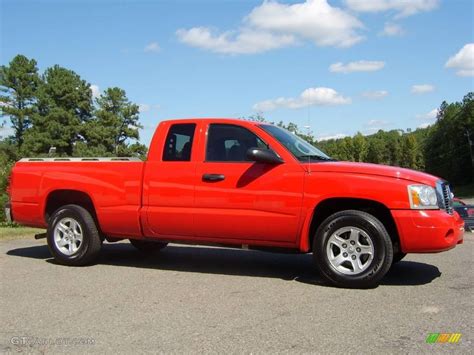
[313,210,393,288]
[47,204,102,266]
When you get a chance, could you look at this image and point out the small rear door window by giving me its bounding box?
[163,124,196,161]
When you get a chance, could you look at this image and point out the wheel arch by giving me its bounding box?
[44,189,99,229]
[303,197,400,253]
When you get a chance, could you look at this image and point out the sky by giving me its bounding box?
[1,0,473,145]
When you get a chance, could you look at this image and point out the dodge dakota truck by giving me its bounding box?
[5,118,464,288]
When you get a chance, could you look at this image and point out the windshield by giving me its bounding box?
[259,124,333,162]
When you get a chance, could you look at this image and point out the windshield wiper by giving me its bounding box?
[299,155,336,162]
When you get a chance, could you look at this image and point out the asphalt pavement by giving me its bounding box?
[1,233,472,353]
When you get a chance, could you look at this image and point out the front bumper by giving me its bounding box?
[392,209,464,253]
[4,202,12,223]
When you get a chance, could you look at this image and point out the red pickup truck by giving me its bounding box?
[6,118,464,288]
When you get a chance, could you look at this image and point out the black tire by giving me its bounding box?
[313,210,393,288]
[392,252,407,264]
[47,204,102,266]
[129,239,168,253]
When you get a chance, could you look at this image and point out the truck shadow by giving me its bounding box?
[6,243,441,288]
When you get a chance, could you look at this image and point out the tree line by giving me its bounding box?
[251,92,473,188]
[319,94,473,187]
[0,54,149,222]
[0,54,147,160]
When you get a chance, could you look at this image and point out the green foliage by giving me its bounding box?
[0,54,150,221]
[317,93,473,186]
[0,140,16,222]
[1,55,148,161]
[352,133,368,162]
[83,87,147,157]
[424,93,473,186]
[0,221,20,228]
[247,113,266,122]
[0,55,40,149]
[246,107,473,187]
[23,65,93,156]
[400,134,423,170]
[366,135,386,164]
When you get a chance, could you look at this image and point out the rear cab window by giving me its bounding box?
[163,124,196,161]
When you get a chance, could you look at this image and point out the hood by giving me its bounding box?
[312,161,439,186]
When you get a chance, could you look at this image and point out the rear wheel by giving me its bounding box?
[47,204,102,266]
[313,210,393,288]
[129,239,168,253]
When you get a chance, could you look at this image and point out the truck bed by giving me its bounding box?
[10,158,145,237]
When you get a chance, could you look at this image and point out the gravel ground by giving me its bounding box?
[0,233,472,354]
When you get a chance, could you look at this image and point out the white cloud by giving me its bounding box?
[416,108,438,120]
[362,120,390,135]
[445,43,474,77]
[380,22,404,36]
[418,122,432,129]
[365,119,389,127]
[345,0,439,18]
[177,0,364,54]
[411,84,435,94]
[329,60,385,73]
[253,87,351,111]
[138,104,151,113]
[176,27,295,55]
[361,90,389,99]
[138,104,160,113]
[316,133,348,141]
[144,42,161,53]
[90,84,100,99]
[246,0,364,48]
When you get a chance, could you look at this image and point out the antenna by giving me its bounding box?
[305,105,312,175]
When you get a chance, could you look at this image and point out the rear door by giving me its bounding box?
[143,122,198,237]
[194,123,305,244]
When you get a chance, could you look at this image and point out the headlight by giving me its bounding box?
[407,185,439,209]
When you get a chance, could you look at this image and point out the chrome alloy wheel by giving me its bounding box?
[54,217,83,256]
[326,226,374,275]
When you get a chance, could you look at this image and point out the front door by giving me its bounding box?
[194,123,305,243]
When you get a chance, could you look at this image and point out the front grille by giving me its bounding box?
[437,181,454,215]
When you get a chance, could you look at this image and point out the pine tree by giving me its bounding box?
[23,65,93,156]
[83,87,146,157]
[0,55,40,150]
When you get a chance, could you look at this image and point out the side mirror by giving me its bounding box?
[246,148,284,164]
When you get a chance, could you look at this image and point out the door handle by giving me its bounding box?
[202,173,225,182]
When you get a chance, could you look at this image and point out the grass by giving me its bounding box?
[0,226,45,240]
[454,182,474,198]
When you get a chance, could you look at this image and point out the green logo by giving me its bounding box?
[426,333,462,343]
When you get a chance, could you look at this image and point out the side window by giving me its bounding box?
[163,124,196,161]
[206,124,268,162]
